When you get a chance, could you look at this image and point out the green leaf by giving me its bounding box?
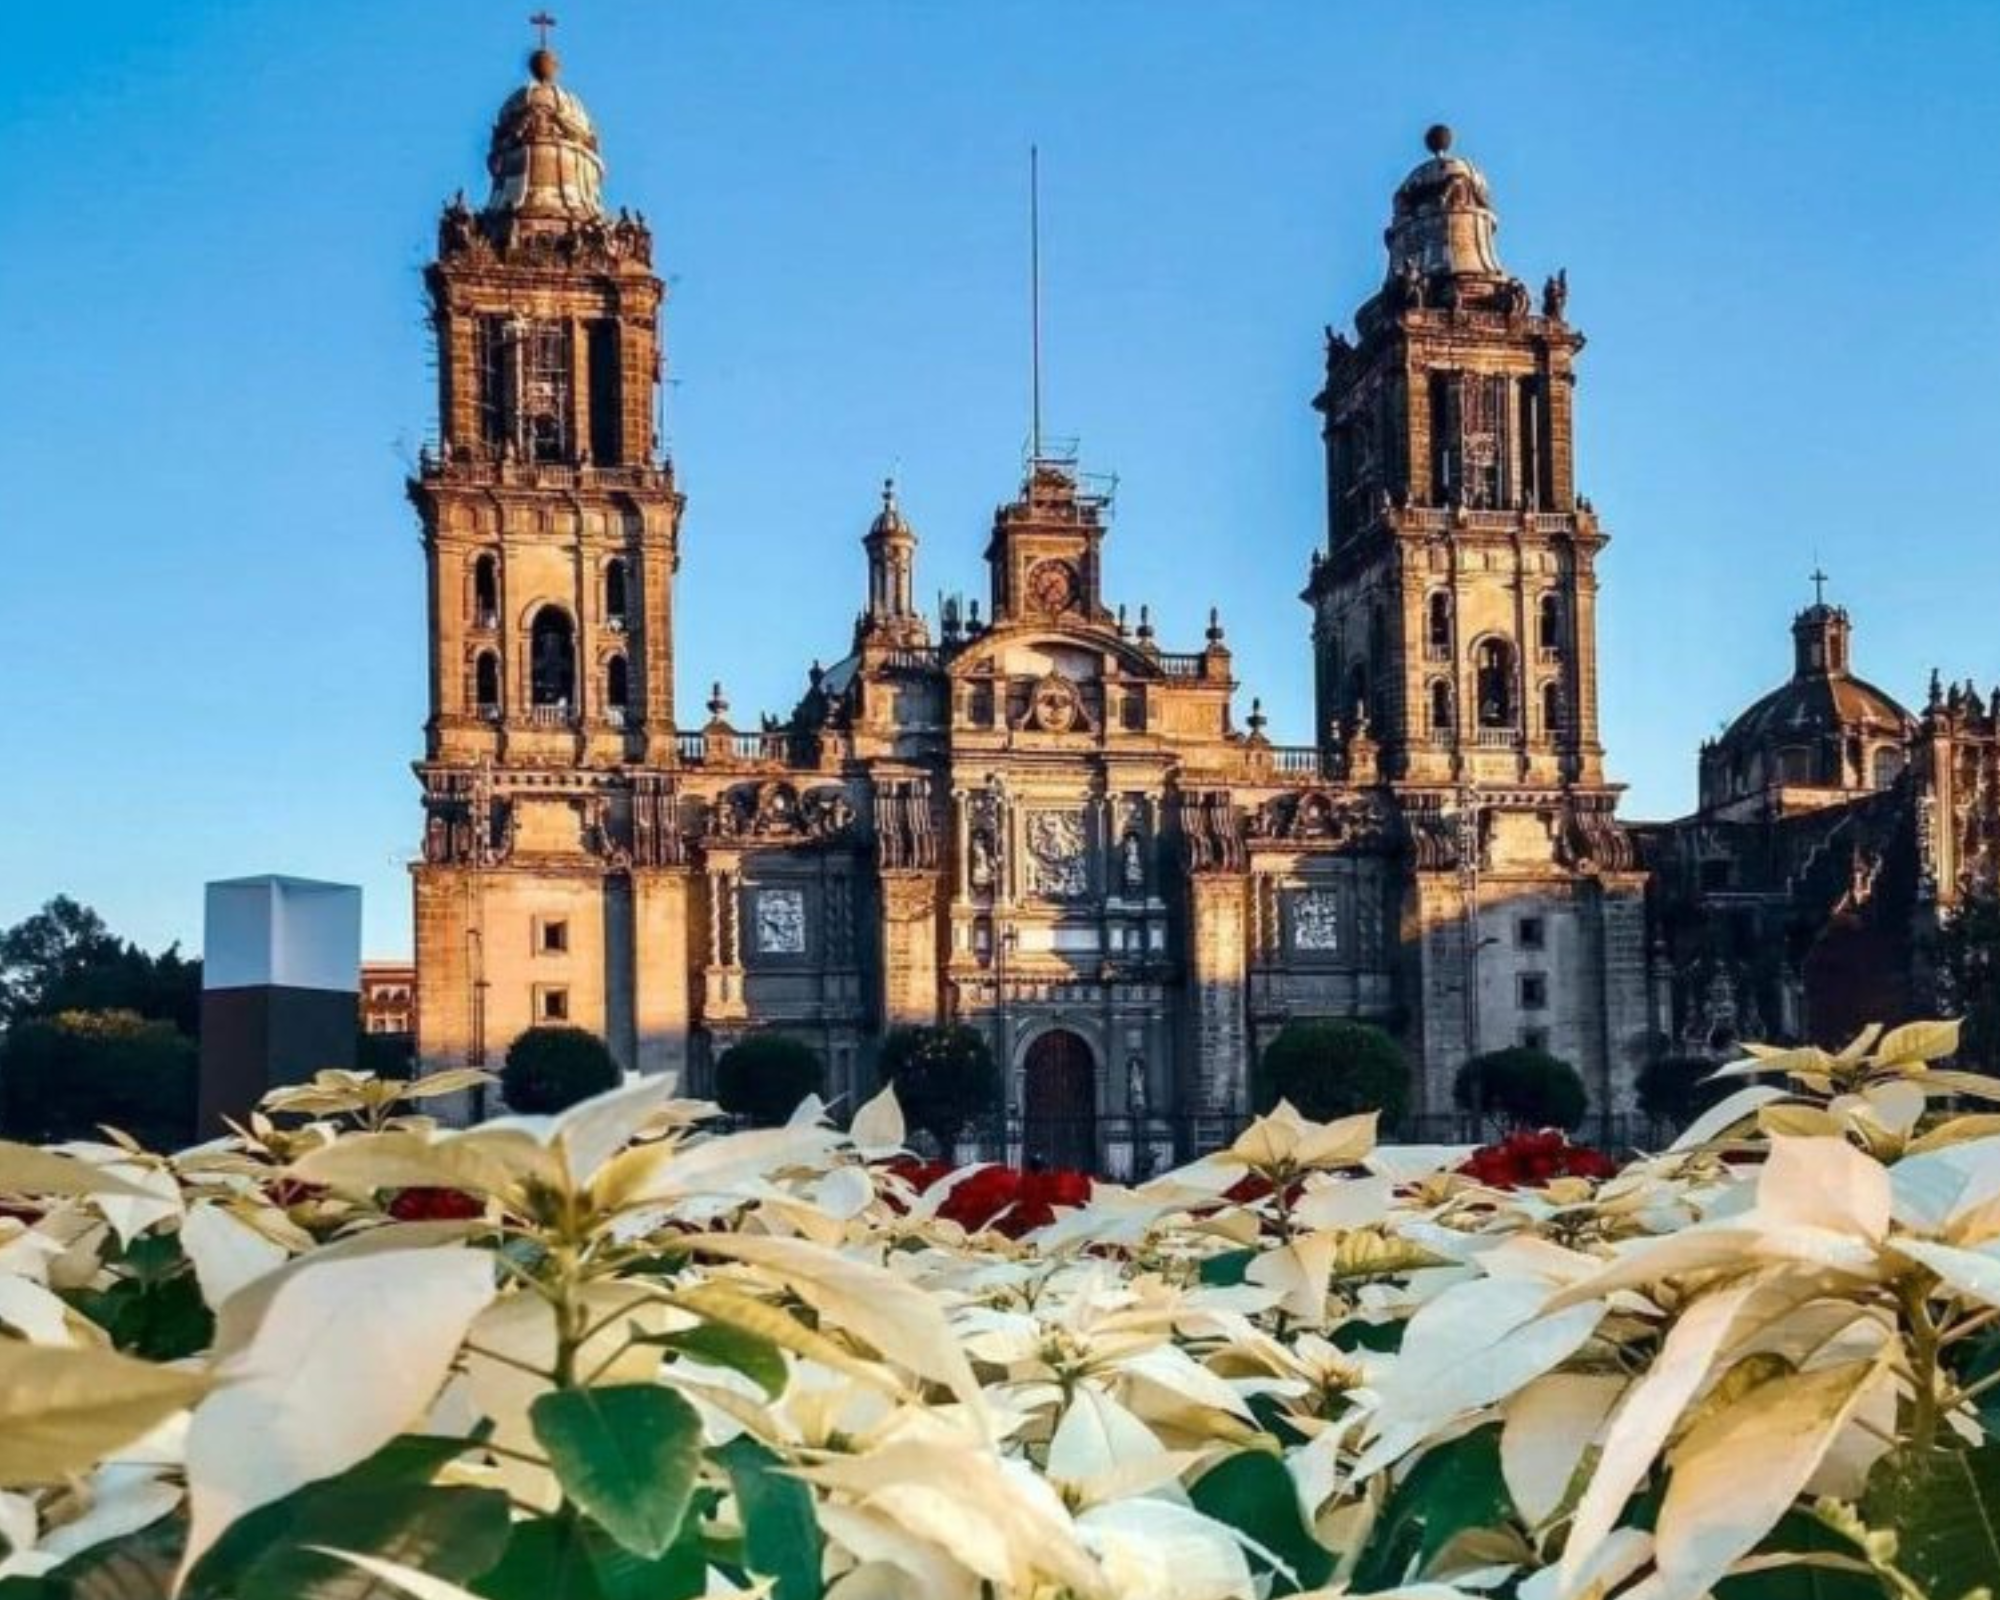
[1350,1424,1513,1591]
[184,1434,501,1600]
[1330,1317,1406,1354]
[1197,1248,1256,1287]
[1189,1448,1334,1594]
[718,1436,823,1600]
[648,1323,788,1399]
[1712,1511,1889,1600]
[530,1385,703,1559]
[473,1521,606,1600]
[31,1511,182,1600]
[1863,1444,2000,1599]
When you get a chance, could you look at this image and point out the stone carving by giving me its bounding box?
[752,887,807,955]
[1181,790,1247,873]
[1291,889,1340,951]
[1022,672,1087,735]
[876,777,938,871]
[1556,801,1638,874]
[1120,829,1146,893]
[1026,559,1080,615]
[630,774,686,867]
[1542,268,1568,320]
[708,782,855,843]
[1248,789,1393,850]
[1026,810,1089,900]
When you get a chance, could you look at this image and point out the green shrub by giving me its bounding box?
[1254,1019,1409,1128]
[1636,1054,1731,1125]
[1453,1045,1587,1131]
[501,1025,619,1114]
[878,1024,1000,1161]
[715,1033,824,1127]
[0,1008,196,1148]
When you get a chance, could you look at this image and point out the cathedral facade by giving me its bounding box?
[409,48,1657,1146]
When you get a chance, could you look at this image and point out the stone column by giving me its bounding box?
[631,867,692,1086]
[1186,872,1249,1112]
[878,873,941,1029]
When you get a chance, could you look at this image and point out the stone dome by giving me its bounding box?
[1701,603,1915,812]
[1384,124,1506,281]
[485,50,605,220]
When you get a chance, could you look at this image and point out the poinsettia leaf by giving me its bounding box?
[1351,1424,1513,1590]
[1710,1510,1888,1600]
[1197,1247,1257,1287]
[1861,1443,2000,1598]
[1189,1448,1334,1593]
[718,1435,823,1600]
[185,1434,485,1599]
[530,1385,702,1559]
[188,1487,508,1600]
[642,1322,788,1399]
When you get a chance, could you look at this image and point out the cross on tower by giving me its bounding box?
[1810,564,1829,607]
[529,11,557,48]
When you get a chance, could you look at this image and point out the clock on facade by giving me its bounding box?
[1026,559,1079,615]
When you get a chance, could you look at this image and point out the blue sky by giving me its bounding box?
[3,1,1997,959]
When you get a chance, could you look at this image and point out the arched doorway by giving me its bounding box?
[1022,1029,1096,1174]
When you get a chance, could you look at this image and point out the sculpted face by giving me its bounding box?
[1033,681,1079,733]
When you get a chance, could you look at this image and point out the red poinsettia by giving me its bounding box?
[1458,1129,1618,1190]
[385,1186,485,1221]
[882,1158,1093,1239]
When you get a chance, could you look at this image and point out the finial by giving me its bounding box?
[1424,123,1454,156]
[1809,563,1829,608]
[1206,606,1224,644]
[1137,604,1154,642]
[881,475,897,511]
[1248,697,1267,736]
[706,681,729,720]
[528,12,559,80]
[1116,603,1128,635]
[808,659,825,690]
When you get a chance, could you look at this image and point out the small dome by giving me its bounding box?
[485,50,605,220]
[1384,125,1505,280]
[1702,602,1915,809]
[868,477,913,540]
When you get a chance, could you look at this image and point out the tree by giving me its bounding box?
[1932,895,2000,1073]
[1453,1046,1587,1132]
[878,1024,1000,1162]
[715,1034,824,1128]
[501,1025,619,1114]
[0,897,201,1036]
[0,1009,196,1148]
[1254,1019,1409,1128]
[1636,1054,1731,1127]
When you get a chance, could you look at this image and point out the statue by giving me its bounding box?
[1542,269,1569,320]
[1121,829,1146,893]
[969,829,996,892]
[1395,255,1426,310]
[1126,1055,1149,1116]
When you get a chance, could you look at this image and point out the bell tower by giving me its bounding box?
[1305,125,1606,792]
[411,35,690,1087]
[412,38,680,772]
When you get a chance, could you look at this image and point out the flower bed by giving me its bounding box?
[1,1022,1999,1598]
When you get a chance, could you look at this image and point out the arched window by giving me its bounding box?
[1778,746,1813,786]
[472,554,499,627]
[473,650,500,717]
[1871,746,1906,789]
[605,654,630,723]
[1538,593,1562,654]
[529,608,576,708]
[1475,639,1516,729]
[604,559,629,629]
[1542,680,1565,737]
[1427,592,1453,658]
[1429,678,1454,735]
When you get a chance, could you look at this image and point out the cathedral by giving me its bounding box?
[412,42,1996,1153]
